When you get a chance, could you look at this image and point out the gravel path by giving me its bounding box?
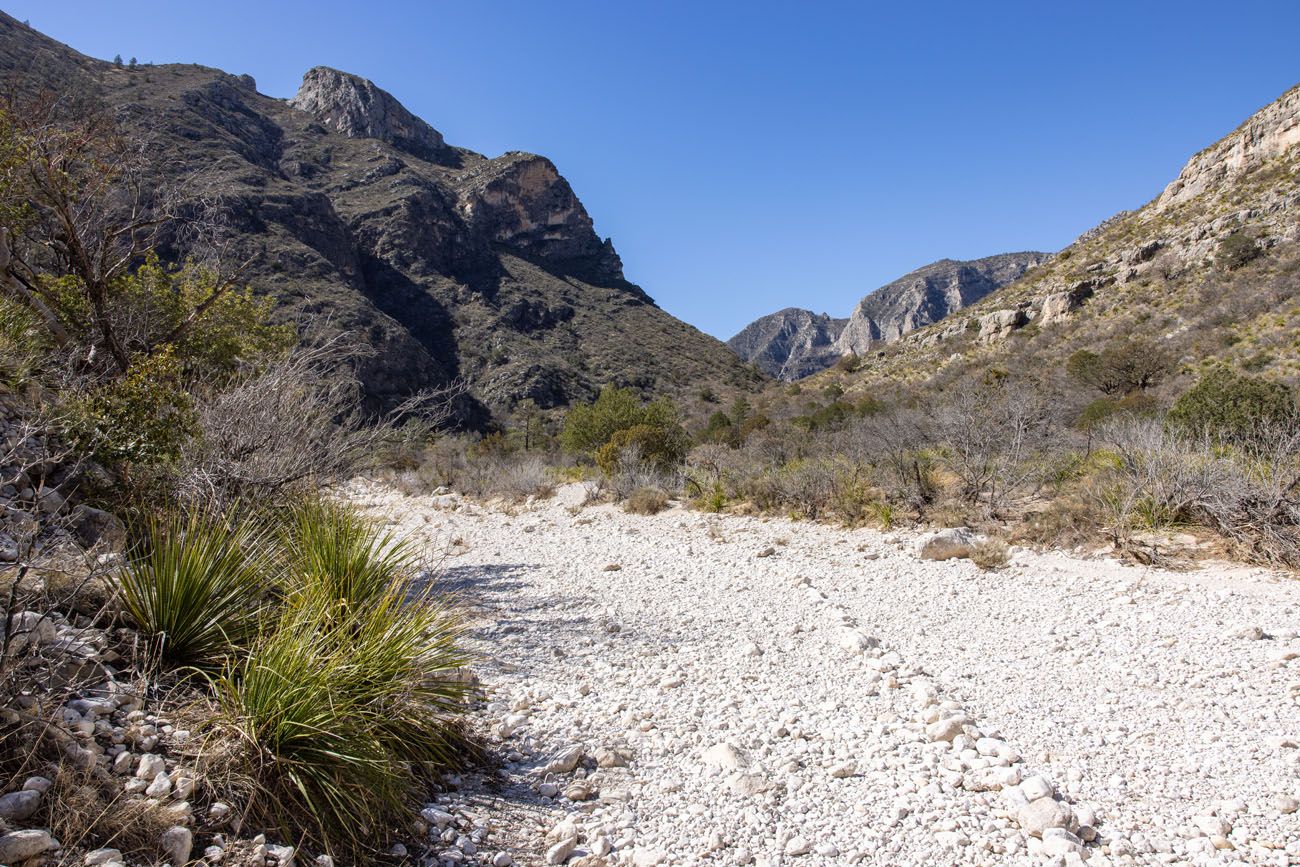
[348,482,1300,866]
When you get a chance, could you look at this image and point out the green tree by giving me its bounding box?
[1217,232,1261,270]
[1066,338,1174,396]
[559,386,683,458]
[1168,368,1296,445]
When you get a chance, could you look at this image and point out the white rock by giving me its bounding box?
[86,848,123,866]
[702,742,747,769]
[135,753,165,780]
[784,837,811,856]
[829,760,856,778]
[1020,775,1055,801]
[545,839,575,864]
[1018,797,1071,837]
[0,830,57,864]
[159,827,192,866]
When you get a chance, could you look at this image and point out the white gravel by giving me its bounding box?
[348,481,1300,866]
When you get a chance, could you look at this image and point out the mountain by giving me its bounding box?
[728,252,1047,380]
[727,308,847,380]
[0,15,762,421]
[821,83,1300,398]
[834,252,1051,356]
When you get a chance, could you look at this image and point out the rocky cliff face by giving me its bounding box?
[289,66,450,164]
[1156,84,1300,212]
[727,309,847,380]
[826,83,1300,396]
[0,16,762,421]
[834,253,1050,356]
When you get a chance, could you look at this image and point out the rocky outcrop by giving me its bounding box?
[977,308,1028,342]
[1156,84,1300,212]
[0,15,763,419]
[835,253,1049,356]
[289,66,449,163]
[726,308,847,380]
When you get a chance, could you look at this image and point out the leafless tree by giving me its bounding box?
[168,338,464,507]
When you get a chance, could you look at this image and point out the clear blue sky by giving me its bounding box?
[13,2,1300,338]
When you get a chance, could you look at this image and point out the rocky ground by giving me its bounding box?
[346,481,1300,867]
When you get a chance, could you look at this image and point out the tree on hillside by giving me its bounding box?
[1168,368,1296,446]
[1066,338,1174,397]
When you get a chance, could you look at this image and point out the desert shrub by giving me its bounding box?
[931,383,1056,515]
[1013,498,1102,549]
[279,499,416,608]
[69,348,198,465]
[1217,231,1261,270]
[968,539,1011,570]
[560,386,677,455]
[1066,338,1174,396]
[595,422,689,475]
[601,445,682,500]
[837,353,862,373]
[171,344,461,508]
[1094,418,1229,534]
[216,584,470,860]
[776,459,840,519]
[117,509,271,666]
[1167,367,1296,446]
[624,487,670,515]
[0,294,47,387]
[693,482,728,513]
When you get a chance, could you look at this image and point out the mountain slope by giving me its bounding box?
[727,308,847,380]
[822,84,1300,399]
[834,252,1051,355]
[729,252,1047,380]
[0,15,762,421]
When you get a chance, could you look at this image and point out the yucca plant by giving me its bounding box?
[278,498,418,608]
[217,583,471,859]
[118,509,270,666]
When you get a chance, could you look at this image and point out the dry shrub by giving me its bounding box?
[457,452,556,501]
[41,763,172,857]
[171,340,461,508]
[1012,498,1101,549]
[968,539,1011,571]
[624,487,670,515]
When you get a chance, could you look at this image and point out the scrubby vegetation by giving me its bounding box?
[0,93,473,863]
[416,342,1298,571]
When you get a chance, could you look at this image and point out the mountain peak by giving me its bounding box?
[289,65,448,162]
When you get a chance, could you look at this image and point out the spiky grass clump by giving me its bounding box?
[279,498,416,607]
[118,510,269,665]
[215,502,472,860]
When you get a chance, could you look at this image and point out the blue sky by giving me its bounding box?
[14,1,1300,338]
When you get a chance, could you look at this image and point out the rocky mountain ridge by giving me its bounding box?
[729,253,1047,380]
[0,15,761,421]
[824,82,1300,395]
[726,308,847,380]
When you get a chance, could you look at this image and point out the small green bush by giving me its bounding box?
[1217,232,1261,270]
[117,509,270,665]
[1168,367,1296,444]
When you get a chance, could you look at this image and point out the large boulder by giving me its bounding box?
[915,528,979,561]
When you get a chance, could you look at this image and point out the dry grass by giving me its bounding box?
[968,539,1012,571]
[624,487,670,515]
[41,764,173,858]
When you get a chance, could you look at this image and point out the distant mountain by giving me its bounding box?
[729,253,1048,380]
[0,15,762,423]
[727,308,847,380]
[834,253,1051,356]
[823,83,1300,397]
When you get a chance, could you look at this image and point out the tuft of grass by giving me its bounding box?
[968,539,1011,571]
[216,581,472,860]
[117,509,270,666]
[624,487,670,515]
[279,499,417,608]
